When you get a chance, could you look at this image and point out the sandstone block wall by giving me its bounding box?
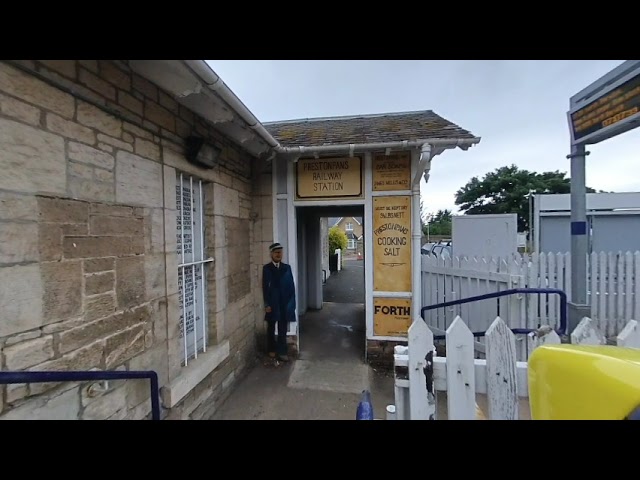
[0,60,272,420]
[249,167,274,354]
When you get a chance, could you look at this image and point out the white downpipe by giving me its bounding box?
[413,144,431,329]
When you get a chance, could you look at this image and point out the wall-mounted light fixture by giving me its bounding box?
[185,136,222,169]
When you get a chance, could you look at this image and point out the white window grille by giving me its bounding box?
[346,222,353,231]
[348,239,356,249]
[176,173,213,366]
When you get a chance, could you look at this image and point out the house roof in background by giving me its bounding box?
[328,216,362,226]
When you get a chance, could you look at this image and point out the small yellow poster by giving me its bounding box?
[372,152,410,191]
[373,297,412,336]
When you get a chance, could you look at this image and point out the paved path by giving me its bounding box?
[208,259,394,420]
[208,257,529,420]
[323,259,364,304]
[208,302,394,420]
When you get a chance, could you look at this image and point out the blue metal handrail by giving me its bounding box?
[0,370,161,420]
[421,287,568,338]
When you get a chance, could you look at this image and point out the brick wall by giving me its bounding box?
[366,339,406,368]
[0,60,267,420]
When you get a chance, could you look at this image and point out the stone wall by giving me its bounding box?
[0,60,268,420]
[250,164,274,354]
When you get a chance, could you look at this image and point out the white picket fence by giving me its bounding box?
[392,316,640,420]
[421,251,640,348]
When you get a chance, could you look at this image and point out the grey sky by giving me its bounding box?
[205,60,639,215]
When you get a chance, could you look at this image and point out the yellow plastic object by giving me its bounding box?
[528,344,640,420]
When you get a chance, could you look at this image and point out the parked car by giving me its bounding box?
[421,240,452,259]
[421,242,436,256]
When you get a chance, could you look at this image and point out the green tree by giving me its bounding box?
[422,209,453,236]
[432,209,452,223]
[328,226,347,252]
[454,165,598,231]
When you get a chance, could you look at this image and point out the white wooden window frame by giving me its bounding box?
[346,222,353,231]
[176,172,214,366]
[348,239,356,249]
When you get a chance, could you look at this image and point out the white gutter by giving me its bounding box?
[276,137,480,156]
[184,60,280,149]
[183,61,482,158]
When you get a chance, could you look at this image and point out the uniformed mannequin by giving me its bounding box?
[262,242,296,361]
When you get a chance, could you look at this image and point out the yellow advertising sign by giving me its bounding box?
[372,152,411,191]
[373,297,412,337]
[373,195,411,292]
[296,156,362,199]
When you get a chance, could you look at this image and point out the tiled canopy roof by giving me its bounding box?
[264,110,476,147]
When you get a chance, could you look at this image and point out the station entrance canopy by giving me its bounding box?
[263,110,480,350]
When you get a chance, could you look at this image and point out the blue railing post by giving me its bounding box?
[148,371,160,421]
[0,370,161,420]
[356,390,374,420]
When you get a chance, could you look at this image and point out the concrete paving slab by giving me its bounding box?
[287,359,369,395]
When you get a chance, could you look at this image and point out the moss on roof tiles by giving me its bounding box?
[264,110,475,147]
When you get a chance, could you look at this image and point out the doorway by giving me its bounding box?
[295,206,366,362]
